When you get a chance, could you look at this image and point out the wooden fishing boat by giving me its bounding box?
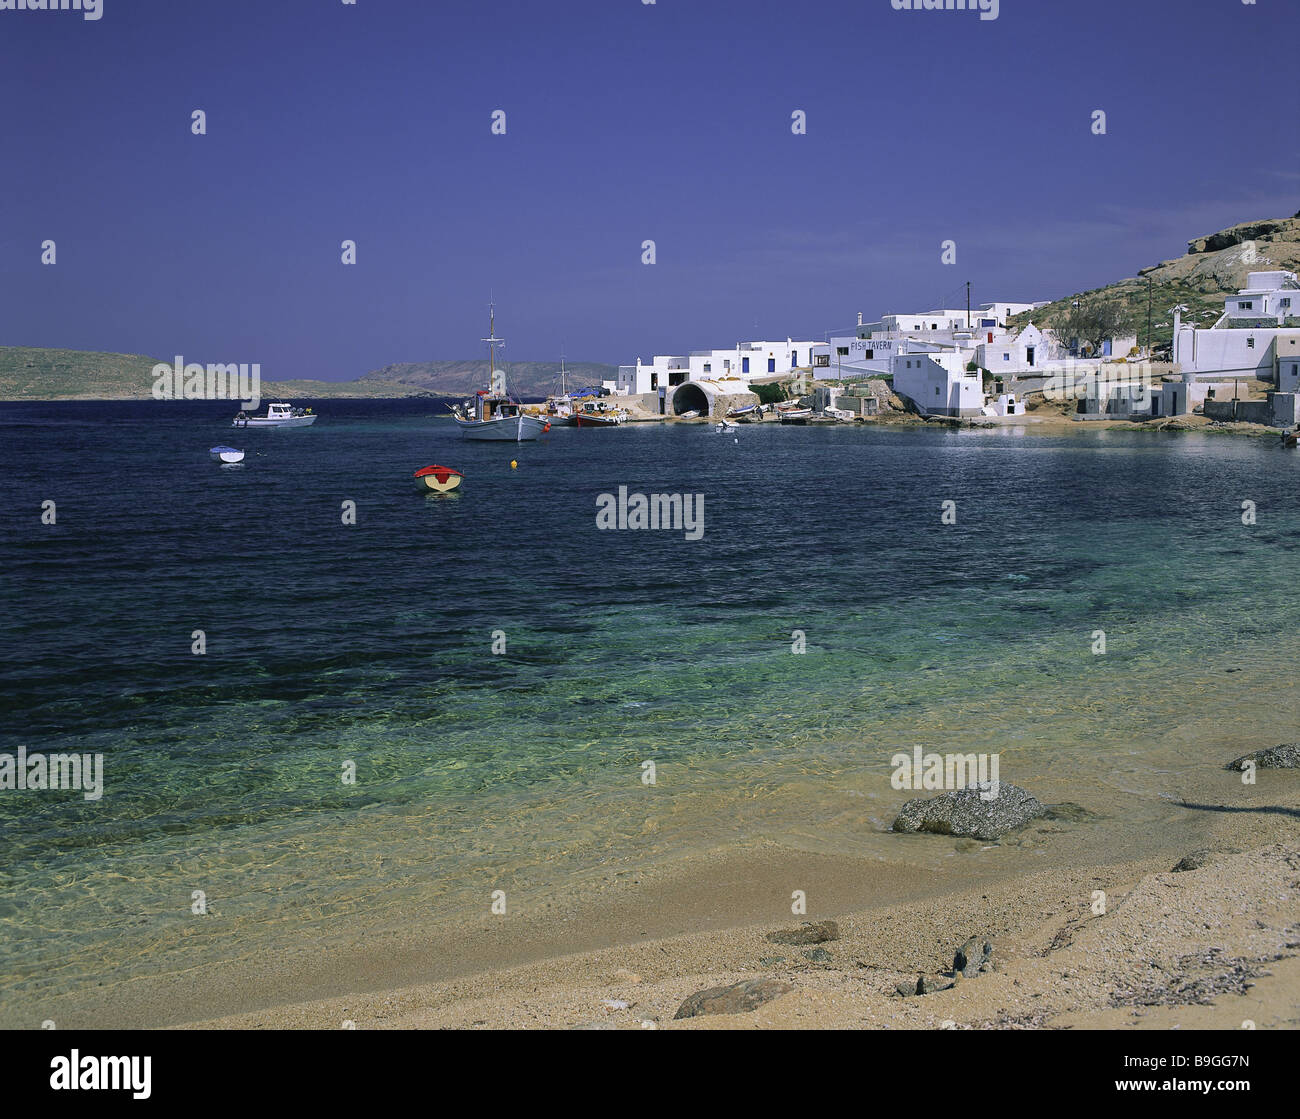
[449,306,549,441]
[572,404,626,427]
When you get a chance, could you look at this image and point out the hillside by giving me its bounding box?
[1008,211,1300,351]
[0,348,616,401]
[357,360,616,398]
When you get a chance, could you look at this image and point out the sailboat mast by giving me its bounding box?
[482,302,505,397]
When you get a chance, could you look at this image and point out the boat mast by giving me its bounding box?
[483,302,506,397]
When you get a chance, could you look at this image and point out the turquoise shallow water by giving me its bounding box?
[1,400,1298,1011]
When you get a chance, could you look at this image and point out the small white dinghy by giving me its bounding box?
[209,446,245,463]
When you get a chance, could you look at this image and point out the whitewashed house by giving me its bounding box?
[891,352,983,417]
[618,339,826,396]
[975,323,1055,373]
[1173,271,1300,381]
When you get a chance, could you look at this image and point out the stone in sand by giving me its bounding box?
[673,977,793,1020]
[765,919,839,945]
[802,947,833,963]
[954,935,993,977]
[892,784,1047,840]
[1226,743,1300,771]
[917,975,957,995]
[1172,849,1210,872]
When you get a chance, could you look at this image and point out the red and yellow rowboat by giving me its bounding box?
[413,464,464,493]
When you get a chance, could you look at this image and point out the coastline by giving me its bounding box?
[2,395,1291,442]
[15,737,1296,1031]
[182,842,1299,1031]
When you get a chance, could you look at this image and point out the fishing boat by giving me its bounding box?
[572,402,626,428]
[449,306,549,441]
[413,464,464,493]
[726,403,759,420]
[778,407,812,424]
[677,409,701,420]
[1283,430,1298,448]
[540,357,577,426]
[209,446,245,463]
[232,402,316,428]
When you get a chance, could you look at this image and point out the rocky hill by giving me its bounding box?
[0,347,616,401]
[356,360,617,398]
[1008,211,1300,351]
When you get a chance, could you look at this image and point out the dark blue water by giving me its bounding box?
[1,399,1298,1001]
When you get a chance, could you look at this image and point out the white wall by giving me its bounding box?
[892,353,983,416]
[1176,329,1297,379]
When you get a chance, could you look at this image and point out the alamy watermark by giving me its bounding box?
[0,0,103,20]
[891,747,1000,800]
[1043,360,1155,405]
[891,0,999,22]
[596,485,704,540]
[0,746,103,801]
[152,356,260,411]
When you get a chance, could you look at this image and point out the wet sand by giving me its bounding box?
[17,749,1296,1031]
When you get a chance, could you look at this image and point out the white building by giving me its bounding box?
[818,298,1050,382]
[859,300,1045,336]
[891,352,983,417]
[617,338,826,395]
[821,335,956,380]
[1278,336,1300,392]
[975,323,1055,373]
[1173,271,1300,381]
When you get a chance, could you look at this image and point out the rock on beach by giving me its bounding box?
[892,784,1046,840]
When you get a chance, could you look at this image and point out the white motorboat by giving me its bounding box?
[233,402,317,428]
[209,446,245,463]
[449,305,549,442]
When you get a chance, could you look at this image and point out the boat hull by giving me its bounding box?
[453,414,547,441]
[573,413,623,427]
[233,415,317,428]
[414,465,464,492]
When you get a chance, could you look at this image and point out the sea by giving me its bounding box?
[1,398,1297,1021]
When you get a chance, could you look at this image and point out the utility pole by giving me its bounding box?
[966,281,971,330]
[1147,278,1153,359]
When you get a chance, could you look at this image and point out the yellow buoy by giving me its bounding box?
[510,460,518,470]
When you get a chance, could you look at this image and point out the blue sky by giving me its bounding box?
[2,0,1296,379]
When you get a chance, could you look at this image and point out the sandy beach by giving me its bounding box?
[19,738,1288,1032]
[183,841,1299,1032]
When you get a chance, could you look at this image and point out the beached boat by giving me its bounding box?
[232,402,316,428]
[413,464,463,493]
[540,358,577,425]
[449,306,549,441]
[778,407,813,424]
[572,404,626,427]
[677,409,701,420]
[726,403,759,419]
[209,446,245,463]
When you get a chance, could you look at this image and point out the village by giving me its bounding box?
[590,269,1300,435]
